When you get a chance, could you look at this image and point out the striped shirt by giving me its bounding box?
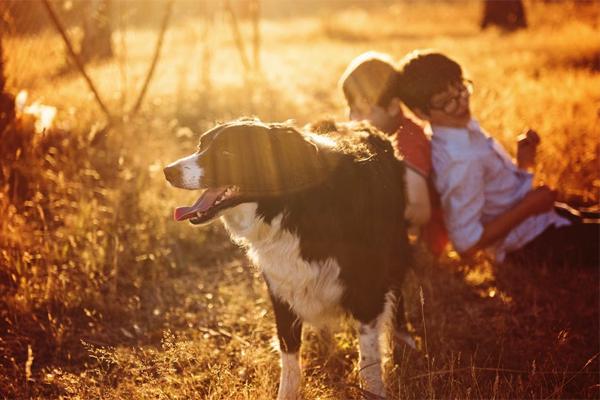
[431,120,570,262]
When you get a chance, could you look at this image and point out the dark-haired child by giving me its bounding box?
[397,49,599,266]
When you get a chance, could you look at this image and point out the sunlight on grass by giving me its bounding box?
[463,262,495,287]
[1,1,599,398]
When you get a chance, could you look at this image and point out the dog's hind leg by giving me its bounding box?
[358,319,386,399]
[268,289,303,400]
[349,291,393,398]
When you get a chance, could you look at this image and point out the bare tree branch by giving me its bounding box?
[129,0,174,117]
[42,0,112,121]
[224,0,251,74]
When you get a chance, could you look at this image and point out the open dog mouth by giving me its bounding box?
[174,186,240,224]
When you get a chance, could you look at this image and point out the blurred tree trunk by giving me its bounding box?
[481,0,527,31]
[80,0,113,63]
[0,37,15,134]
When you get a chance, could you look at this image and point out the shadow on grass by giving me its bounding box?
[391,253,600,399]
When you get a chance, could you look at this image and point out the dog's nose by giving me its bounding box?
[163,164,181,184]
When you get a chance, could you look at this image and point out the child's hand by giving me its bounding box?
[523,185,556,215]
[516,129,540,170]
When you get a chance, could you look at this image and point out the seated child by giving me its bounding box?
[396,50,599,266]
[339,51,447,255]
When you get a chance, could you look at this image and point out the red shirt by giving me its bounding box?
[393,116,448,256]
[393,116,432,177]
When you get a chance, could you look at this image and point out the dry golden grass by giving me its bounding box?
[1,1,599,399]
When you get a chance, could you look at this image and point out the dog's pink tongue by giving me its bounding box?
[174,188,224,221]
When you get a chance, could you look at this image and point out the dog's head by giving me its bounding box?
[164,119,338,224]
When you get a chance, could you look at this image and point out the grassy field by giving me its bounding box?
[1,1,599,398]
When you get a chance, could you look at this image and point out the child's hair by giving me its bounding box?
[398,50,464,113]
[339,51,401,109]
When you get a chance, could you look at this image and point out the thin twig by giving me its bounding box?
[345,383,386,400]
[224,0,251,73]
[117,0,128,116]
[42,0,112,121]
[198,326,251,347]
[419,286,434,396]
[543,352,600,399]
[129,0,174,116]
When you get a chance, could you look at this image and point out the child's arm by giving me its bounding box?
[462,185,556,256]
[404,168,431,227]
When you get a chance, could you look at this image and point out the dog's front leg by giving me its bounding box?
[268,289,303,400]
[358,320,385,398]
[278,349,301,400]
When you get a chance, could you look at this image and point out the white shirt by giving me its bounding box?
[431,120,570,262]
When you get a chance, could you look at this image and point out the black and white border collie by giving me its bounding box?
[164,118,412,399]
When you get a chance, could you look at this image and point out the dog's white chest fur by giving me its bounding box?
[222,203,344,326]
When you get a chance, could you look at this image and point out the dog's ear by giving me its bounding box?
[265,125,337,193]
[267,125,320,164]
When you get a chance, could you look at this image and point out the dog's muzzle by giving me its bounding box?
[163,164,183,186]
